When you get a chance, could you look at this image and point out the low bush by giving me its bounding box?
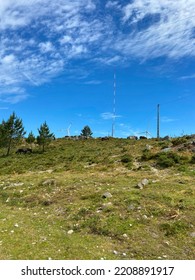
[171,137,188,146]
[121,154,133,163]
[156,151,182,168]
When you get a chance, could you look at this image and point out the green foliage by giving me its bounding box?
[80,125,93,138]
[0,112,26,156]
[156,151,184,168]
[156,153,176,168]
[171,137,188,146]
[121,154,133,169]
[141,150,154,161]
[160,221,190,236]
[26,131,36,145]
[121,154,133,163]
[190,155,195,164]
[37,122,55,152]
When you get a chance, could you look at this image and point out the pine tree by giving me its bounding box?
[80,125,93,138]
[26,131,36,146]
[0,112,26,156]
[37,122,55,152]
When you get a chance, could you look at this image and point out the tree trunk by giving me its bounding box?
[6,138,12,156]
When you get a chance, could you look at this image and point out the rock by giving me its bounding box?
[128,204,136,210]
[141,179,149,186]
[67,230,74,235]
[145,144,153,150]
[161,147,171,152]
[102,192,112,199]
[13,182,24,187]
[136,179,149,189]
[190,232,195,238]
[137,182,144,189]
[42,179,56,186]
[102,202,113,209]
[143,215,148,220]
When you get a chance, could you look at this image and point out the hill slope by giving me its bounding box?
[0,137,194,259]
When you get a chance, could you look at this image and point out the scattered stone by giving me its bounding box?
[128,204,136,211]
[141,179,149,186]
[123,234,128,238]
[161,147,171,152]
[42,179,57,186]
[13,182,24,187]
[145,144,153,150]
[136,178,149,189]
[14,223,19,228]
[137,182,144,189]
[102,202,113,209]
[163,241,170,246]
[113,250,118,255]
[190,232,195,238]
[102,192,112,199]
[67,230,74,235]
[143,215,148,220]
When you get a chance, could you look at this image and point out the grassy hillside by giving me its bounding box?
[0,137,194,259]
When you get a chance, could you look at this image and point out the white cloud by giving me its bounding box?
[180,74,195,80]
[1,0,195,103]
[101,112,122,120]
[161,116,177,123]
[39,42,54,53]
[117,0,195,59]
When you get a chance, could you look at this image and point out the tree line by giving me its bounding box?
[0,112,93,156]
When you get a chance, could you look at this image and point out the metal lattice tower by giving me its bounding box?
[112,72,116,137]
[157,104,160,139]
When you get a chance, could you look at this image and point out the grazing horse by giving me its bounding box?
[16,148,32,154]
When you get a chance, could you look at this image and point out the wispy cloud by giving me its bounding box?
[180,74,195,80]
[161,116,178,123]
[101,112,122,120]
[1,0,195,103]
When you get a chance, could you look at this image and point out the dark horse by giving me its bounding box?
[16,148,32,154]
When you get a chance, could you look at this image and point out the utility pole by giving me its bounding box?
[157,104,160,139]
[112,72,116,138]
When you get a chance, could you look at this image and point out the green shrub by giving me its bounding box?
[157,154,175,168]
[141,150,153,161]
[160,221,189,236]
[156,151,182,168]
[171,137,187,146]
[190,155,195,164]
[121,154,133,163]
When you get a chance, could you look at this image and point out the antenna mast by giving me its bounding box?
[112,71,116,137]
[157,104,160,139]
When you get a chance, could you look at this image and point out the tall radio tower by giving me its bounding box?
[157,104,160,139]
[112,72,116,137]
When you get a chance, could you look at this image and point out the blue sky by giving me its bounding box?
[0,0,195,138]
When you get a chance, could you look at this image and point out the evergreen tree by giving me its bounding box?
[26,131,36,146]
[0,112,26,156]
[80,125,93,138]
[37,122,55,152]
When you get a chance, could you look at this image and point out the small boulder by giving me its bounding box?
[42,179,56,186]
[136,179,149,189]
[190,232,195,238]
[102,192,112,199]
